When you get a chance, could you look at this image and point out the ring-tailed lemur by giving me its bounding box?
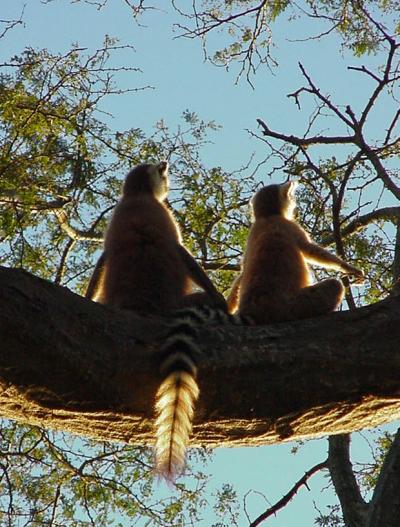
[85,161,230,481]
[228,181,364,324]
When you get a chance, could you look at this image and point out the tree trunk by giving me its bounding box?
[1,265,400,448]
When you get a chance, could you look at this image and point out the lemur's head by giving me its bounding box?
[251,181,298,220]
[123,161,169,201]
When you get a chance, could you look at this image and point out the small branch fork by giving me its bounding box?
[0,7,25,40]
[248,460,328,526]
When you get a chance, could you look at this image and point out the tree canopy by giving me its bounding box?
[0,1,399,526]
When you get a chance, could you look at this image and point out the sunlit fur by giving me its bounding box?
[99,161,193,314]
[154,367,199,480]
[153,305,247,481]
[228,181,363,324]
[154,308,206,481]
[89,161,229,481]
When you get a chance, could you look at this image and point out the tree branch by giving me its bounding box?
[256,119,355,146]
[385,108,400,145]
[0,7,24,40]
[354,138,400,200]
[328,435,369,527]
[203,262,240,272]
[53,209,103,242]
[249,460,328,526]
[367,428,400,527]
[320,207,400,246]
[257,34,400,202]
[1,265,400,448]
[393,219,400,296]
[298,62,355,128]
[174,0,269,39]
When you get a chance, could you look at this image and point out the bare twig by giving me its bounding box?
[321,207,400,246]
[0,7,25,40]
[248,460,328,526]
[256,119,355,146]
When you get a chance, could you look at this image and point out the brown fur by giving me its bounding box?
[100,162,188,313]
[89,162,225,313]
[87,161,226,481]
[228,182,364,324]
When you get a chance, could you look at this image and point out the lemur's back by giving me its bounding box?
[239,216,311,322]
[102,194,190,313]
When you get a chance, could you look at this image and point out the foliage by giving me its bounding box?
[0,43,255,294]
[172,0,400,82]
[211,484,240,527]
[0,1,399,526]
[315,504,344,527]
[361,431,395,490]
[0,421,211,526]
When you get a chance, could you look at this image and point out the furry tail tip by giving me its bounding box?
[154,370,199,481]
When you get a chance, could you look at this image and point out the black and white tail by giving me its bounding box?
[154,306,249,481]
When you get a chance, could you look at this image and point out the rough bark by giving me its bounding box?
[1,265,400,448]
[328,435,369,527]
[367,428,400,527]
[393,218,400,296]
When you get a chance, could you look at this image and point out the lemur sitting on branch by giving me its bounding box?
[85,161,228,481]
[228,181,364,324]
[85,161,225,313]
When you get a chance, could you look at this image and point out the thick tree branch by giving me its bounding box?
[1,265,400,448]
[328,435,369,527]
[393,219,400,296]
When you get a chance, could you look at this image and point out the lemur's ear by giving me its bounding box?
[281,180,298,197]
[156,160,169,173]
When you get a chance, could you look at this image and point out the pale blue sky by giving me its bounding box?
[2,1,398,525]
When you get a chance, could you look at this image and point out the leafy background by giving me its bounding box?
[0,1,399,525]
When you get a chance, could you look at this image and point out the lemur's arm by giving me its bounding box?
[300,240,364,282]
[177,244,227,310]
[85,251,106,300]
[227,274,242,314]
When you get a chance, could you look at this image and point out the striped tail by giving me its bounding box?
[154,308,206,481]
[154,306,252,481]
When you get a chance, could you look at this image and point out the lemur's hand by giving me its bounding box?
[342,264,365,285]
